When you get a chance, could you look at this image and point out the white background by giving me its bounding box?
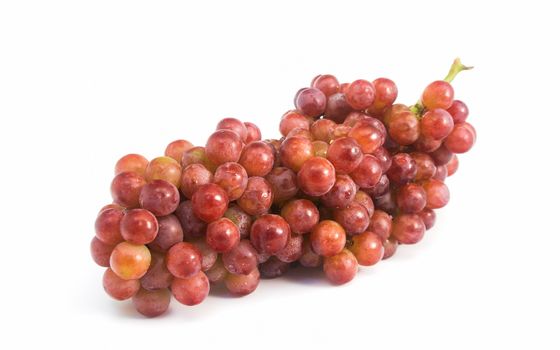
[1,0,559,349]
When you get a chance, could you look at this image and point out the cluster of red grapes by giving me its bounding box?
[91,59,476,317]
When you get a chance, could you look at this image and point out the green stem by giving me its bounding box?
[410,58,472,116]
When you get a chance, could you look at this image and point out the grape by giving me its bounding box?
[222,239,258,275]
[175,201,207,240]
[224,205,252,239]
[410,152,436,181]
[206,258,228,283]
[279,110,310,137]
[368,210,392,240]
[286,127,313,140]
[446,154,459,176]
[444,122,476,153]
[343,111,367,127]
[311,74,340,97]
[259,257,290,279]
[386,153,417,185]
[349,231,384,266]
[430,145,454,165]
[294,87,327,117]
[224,269,260,296]
[146,214,183,252]
[238,141,275,177]
[382,237,398,260]
[332,124,351,139]
[216,117,248,141]
[140,251,173,291]
[280,199,320,234]
[340,83,350,93]
[326,137,363,174]
[133,288,171,317]
[171,271,210,306]
[297,157,337,196]
[98,203,124,214]
[191,183,229,223]
[387,109,420,145]
[348,120,384,153]
[333,202,370,236]
[421,80,454,110]
[266,167,298,204]
[371,147,392,173]
[145,156,182,188]
[310,118,336,142]
[191,239,218,272]
[369,174,390,197]
[110,242,151,280]
[324,92,352,123]
[250,214,290,254]
[433,165,448,181]
[102,268,140,301]
[421,179,450,209]
[350,154,382,189]
[320,175,357,209]
[180,163,214,199]
[373,190,397,214]
[413,135,442,153]
[275,234,304,263]
[418,208,436,230]
[310,220,346,257]
[447,100,469,123]
[139,179,180,216]
[383,103,409,123]
[205,129,243,165]
[396,183,427,214]
[166,242,202,279]
[206,217,240,253]
[90,237,114,267]
[299,238,323,267]
[165,140,193,163]
[213,162,248,200]
[257,251,271,264]
[420,108,454,140]
[244,122,262,143]
[280,136,314,172]
[346,79,375,110]
[120,209,159,245]
[354,191,374,217]
[181,146,217,172]
[110,171,146,209]
[237,176,273,215]
[312,140,329,158]
[392,214,426,244]
[368,78,398,114]
[323,249,358,285]
[95,207,124,245]
[115,154,148,176]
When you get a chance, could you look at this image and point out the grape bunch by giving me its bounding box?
[91,59,476,317]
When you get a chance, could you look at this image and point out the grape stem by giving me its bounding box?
[410,58,473,116]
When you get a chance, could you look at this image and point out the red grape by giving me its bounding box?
[165,140,193,163]
[350,154,382,189]
[413,135,442,153]
[110,171,146,209]
[222,239,258,275]
[171,271,209,306]
[354,191,374,218]
[145,156,182,188]
[447,100,469,123]
[371,147,392,173]
[392,214,426,244]
[396,183,427,214]
[310,118,336,142]
[323,249,358,285]
[175,200,207,240]
[110,242,151,280]
[239,141,275,177]
[421,80,454,110]
[140,251,173,291]
[348,120,384,153]
[294,87,327,117]
[181,146,217,172]
[259,257,290,279]
[279,110,310,137]
[297,157,336,196]
[224,205,252,239]
[213,162,248,200]
[326,137,363,174]
[311,74,340,97]
[133,288,171,318]
[206,217,240,253]
[266,167,298,204]
[310,220,346,257]
[387,109,420,146]
[382,237,398,260]
[410,152,436,181]
[299,238,322,267]
[166,242,202,279]
[90,237,114,267]
[103,268,140,301]
[237,176,273,215]
[180,163,214,199]
[418,208,436,230]
[244,122,262,143]
[320,174,357,209]
[444,122,476,153]
[206,258,228,283]
[446,154,459,176]
[216,117,248,141]
[275,234,304,263]
[250,214,290,254]
[349,231,384,266]
[386,153,417,185]
[115,154,148,176]
[434,165,448,181]
[421,108,454,140]
[192,239,218,272]
[224,269,260,296]
[313,140,329,158]
[430,145,454,166]
[368,78,398,114]
[147,214,183,252]
[280,199,320,234]
[421,179,450,209]
[120,209,159,245]
[139,180,180,216]
[324,92,352,123]
[205,129,243,165]
[368,210,392,241]
[191,183,229,223]
[346,79,375,110]
[95,207,124,245]
[333,202,370,236]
